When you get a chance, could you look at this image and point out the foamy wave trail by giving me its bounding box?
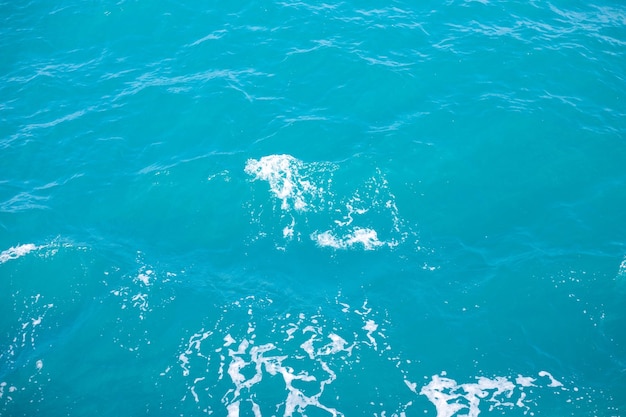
[0,240,74,264]
[244,154,410,250]
[161,296,581,416]
[0,244,40,264]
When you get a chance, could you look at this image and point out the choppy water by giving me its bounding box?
[2,1,626,416]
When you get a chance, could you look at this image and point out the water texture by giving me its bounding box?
[1,1,626,416]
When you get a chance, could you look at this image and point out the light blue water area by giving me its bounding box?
[2,1,626,416]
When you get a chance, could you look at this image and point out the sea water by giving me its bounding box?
[1,1,625,416]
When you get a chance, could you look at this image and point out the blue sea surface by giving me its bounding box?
[1,1,626,416]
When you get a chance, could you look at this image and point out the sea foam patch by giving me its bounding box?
[245,154,409,250]
[245,154,329,212]
[163,295,416,416]
[0,240,83,264]
[0,243,40,264]
[161,295,590,416]
[311,227,386,250]
[418,371,569,417]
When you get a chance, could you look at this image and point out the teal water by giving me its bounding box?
[2,1,626,416]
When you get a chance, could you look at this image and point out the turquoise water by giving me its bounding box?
[2,1,626,416]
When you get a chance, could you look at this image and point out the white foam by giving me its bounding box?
[250,400,262,417]
[131,293,149,319]
[363,320,379,350]
[538,370,563,387]
[343,227,385,250]
[0,382,16,401]
[137,272,151,286]
[422,374,518,417]
[224,334,236,347]
[404,379,418,394]
[334,202,368,227]
[316,333,352,356]
[166,297,577,417]
[179,353,190,376]
[222,338,342,416]
[516,391,528,409]
[285,324,298,341]
[283,224,294,239]
[515,375,536,387]
[311,230,344,249]
[227,400,240,417]
[618,257,626,277]
[245,154,410,250]
[421,372,566,417]
[0,243,39,264]
[172,296,398,416]
[245,154,325,212]
[178,330,212,377]
[420,375,467,417]
[312,227,385,250]
[1,293,56,407]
